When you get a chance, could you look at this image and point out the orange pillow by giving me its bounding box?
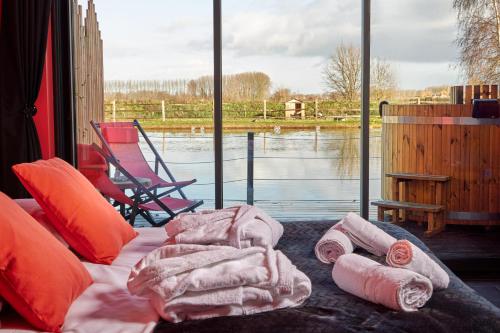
[15,199,69,247]
[12,158,137,264]
[0,192,92,332]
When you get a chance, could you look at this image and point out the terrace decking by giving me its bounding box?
[401,221,500,307]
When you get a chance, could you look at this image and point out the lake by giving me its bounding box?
[141,128,382,220]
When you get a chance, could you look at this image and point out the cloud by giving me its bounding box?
[371,0,458,63]
[94,0,461,90]
[220,0,459,63]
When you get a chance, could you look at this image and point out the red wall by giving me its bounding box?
[34,19,55,159]
[0,0,55,159]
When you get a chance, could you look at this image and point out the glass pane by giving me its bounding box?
[75,1,214,226]
[372,1,463,224]
[222,1,367,220]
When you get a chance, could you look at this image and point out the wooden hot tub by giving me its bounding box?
[381,103,500,226]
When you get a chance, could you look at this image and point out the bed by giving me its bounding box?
[2,221,500,333]
[154,221,500,333]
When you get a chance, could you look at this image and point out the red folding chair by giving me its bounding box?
[90,120,196,200]
[77,144,203,227]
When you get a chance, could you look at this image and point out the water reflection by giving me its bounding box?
[141,128,382,220]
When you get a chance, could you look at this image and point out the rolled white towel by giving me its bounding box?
[386,239,450,290]
[332,254,433,312]
[315,222,354,263]
[341,212,397,256]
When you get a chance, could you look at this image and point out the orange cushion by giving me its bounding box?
[15,199,69,247]
[12,158,137,264]
[0,192,92,332]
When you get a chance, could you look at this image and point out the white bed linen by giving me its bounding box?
[0,228,164,333]
[111,228,167,268]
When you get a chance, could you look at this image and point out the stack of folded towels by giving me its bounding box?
[128,205,311,323]
[315,212,449,312]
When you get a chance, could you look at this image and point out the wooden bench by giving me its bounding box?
[386,173,450,182]
[374,173,450,236]
[372,200,444,236]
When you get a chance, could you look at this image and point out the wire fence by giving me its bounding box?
[145,133,382,141]
[104,99,382,122]
[143,131,383,205]
[116,129,385,220]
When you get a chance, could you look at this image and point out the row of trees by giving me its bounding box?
[105,72,271,102]
[322,43,398,104]
[105,79,190,95]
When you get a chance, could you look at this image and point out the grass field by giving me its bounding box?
[109,117,382,131]
[104,99,384,130]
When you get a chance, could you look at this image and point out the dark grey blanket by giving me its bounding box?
[153,221,500,333]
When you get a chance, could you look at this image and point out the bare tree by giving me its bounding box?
[271,88,292,102]
[371,58,398,102]
[324,44,397,103]
[454,0,500,83]
[323,43,361,103]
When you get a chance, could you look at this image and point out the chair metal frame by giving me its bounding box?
[91,143,203,227]
[90,119,193,200]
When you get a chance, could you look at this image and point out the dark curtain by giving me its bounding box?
[52,0,77,166]
[0,0,53,198]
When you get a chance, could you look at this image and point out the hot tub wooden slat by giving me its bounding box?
[492,85,498,99]
[474,85,481,99]
[461,125,471,212]
[470,121,480,212]
[465,86,473,103]
[493,126,500,214]
[401,107,410,204]
[382,104,500,226]
[426,105,435,205]
[482,85,490,99]
[449,106,461,211]
[443,105,453,208]
[480,123,491,212]
[416,108,425,205]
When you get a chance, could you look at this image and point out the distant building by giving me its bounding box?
[285,99,305,119]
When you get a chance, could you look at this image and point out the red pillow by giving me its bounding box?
[12,158,137,264]
[0,192,92,332]
[15,199,69,247]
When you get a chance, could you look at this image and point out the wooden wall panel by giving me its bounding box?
[73,0,104,145]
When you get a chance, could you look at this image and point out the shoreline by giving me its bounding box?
[142,124,382,131]
[118,119,383,131]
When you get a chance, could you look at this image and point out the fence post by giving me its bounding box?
[161,100,166,122]
[112,100,116,122]
[263,100,267,120]
[247,132,254,205]
[315,99,318,119]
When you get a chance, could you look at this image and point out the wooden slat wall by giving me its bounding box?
[450,85,500,104]
[73,0,104,145]
[382,104,500,226]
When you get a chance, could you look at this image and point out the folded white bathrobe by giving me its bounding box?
[165,205,284,249]
[127,244,311,323]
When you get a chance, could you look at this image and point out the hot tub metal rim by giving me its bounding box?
[383,116,500,126]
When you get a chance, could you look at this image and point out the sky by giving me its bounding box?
[87,0,462,93]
